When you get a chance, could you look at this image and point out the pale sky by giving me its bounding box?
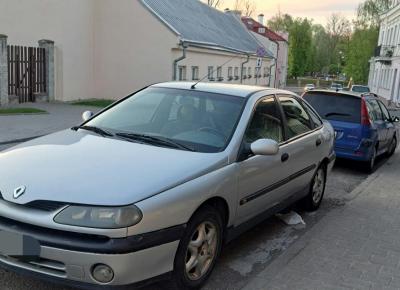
[220,0,361,25]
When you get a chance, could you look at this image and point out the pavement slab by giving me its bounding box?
[243,152,400,290]
[0,102,101,143]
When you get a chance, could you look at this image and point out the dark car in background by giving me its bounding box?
[351,85,370,93]
[302,90,399,171]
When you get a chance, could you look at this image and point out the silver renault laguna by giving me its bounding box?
[0,82,335,289]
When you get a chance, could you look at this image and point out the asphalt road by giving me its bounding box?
[0,141,385,290]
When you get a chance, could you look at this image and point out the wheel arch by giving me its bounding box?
[191,197,230,230]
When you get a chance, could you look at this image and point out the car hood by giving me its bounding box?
[0,130,228,206]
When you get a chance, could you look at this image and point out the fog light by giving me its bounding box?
[92,264,114,284]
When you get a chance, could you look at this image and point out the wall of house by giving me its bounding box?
[276,37,289,88]
[93,0,178,100]
[173,47,274,87]
[250,32,277,87]
[369,4,400,103]
[0,0,96,101]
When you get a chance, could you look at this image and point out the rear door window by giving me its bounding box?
[301,100,323,128]
[278,95,313,139]
[303,92,361,123]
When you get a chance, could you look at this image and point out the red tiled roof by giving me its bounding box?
[241,16,288,43]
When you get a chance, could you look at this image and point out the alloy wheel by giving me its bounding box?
[185,221,218,281]
[312,168,325,204]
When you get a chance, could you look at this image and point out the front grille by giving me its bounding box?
[0,191,67,212]
[24,200,67,212]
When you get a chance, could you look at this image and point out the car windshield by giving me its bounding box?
[303,92,361,123]
[352,86,370,93]
[86,87,246,153]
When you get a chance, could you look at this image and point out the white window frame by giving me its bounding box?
[178,66,187,81]
[192,66,199,81]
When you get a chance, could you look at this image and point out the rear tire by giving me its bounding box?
[301,165,326,211]
[386,137,397,157]
[171,206,223,290]
[365,147,377,173]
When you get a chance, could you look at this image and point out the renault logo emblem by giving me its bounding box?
[13,186,26,199]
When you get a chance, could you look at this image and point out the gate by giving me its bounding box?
[7,45,46,103]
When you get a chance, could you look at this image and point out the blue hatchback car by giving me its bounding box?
[302,90,399,171]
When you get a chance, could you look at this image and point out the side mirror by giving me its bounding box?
[250,139,279,156]
[82,111,94,122]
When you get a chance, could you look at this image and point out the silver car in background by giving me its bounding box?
[0,83,335,289]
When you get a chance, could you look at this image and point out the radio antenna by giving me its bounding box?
[191,54,245,90]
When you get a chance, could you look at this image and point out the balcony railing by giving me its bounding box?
[375,45,395,58]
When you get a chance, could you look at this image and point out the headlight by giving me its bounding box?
[54,205,143,229]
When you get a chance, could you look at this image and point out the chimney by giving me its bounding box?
[258,13,265,25]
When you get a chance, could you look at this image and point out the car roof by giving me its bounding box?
[151,82,294,98]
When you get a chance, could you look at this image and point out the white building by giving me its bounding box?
[369,1,400,103]
[0,0,276,103]
[242,15,289,88]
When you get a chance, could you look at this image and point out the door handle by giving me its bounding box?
[281,153,289,162]
[316,139,322,147]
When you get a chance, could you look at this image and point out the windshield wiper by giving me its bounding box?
[116,133,195,152]
[325,112,351,117]
[72,125,114,137]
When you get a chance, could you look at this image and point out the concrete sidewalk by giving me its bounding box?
[0,102,101,144]
[243,152,400,290]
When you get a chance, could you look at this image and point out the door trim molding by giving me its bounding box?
[239,164,316,206]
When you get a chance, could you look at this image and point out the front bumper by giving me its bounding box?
[0,216,184,287]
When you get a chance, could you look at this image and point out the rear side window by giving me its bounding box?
[378,101,391,121]
[303,92,361,123]
[367,100,384,121]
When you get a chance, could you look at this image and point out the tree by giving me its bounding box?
[344,27,379,83]
[206,0,223,8]
[325,13,352,67]
[232,0,256,17]
[288,18,313,78]
[357,0,394,27]
[311,24,331,73]
[267,11,294,32]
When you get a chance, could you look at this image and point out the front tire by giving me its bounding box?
[301,165,326,211]
[172,206,223,290]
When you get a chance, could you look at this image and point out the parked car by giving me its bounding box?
[351,85,370,93]
[302,90,399,172]
[0,83,335,289]
[304,84,315,91]
[330,83,343,91]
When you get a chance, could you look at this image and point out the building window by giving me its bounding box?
[208,66,214,81]
[228,67,233,80]
[192,66,199,81]
[178,66,187,81]
[248,67,252,78]
[234,67,239,80]
[264,67,269,77]
[217,66,223,81]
